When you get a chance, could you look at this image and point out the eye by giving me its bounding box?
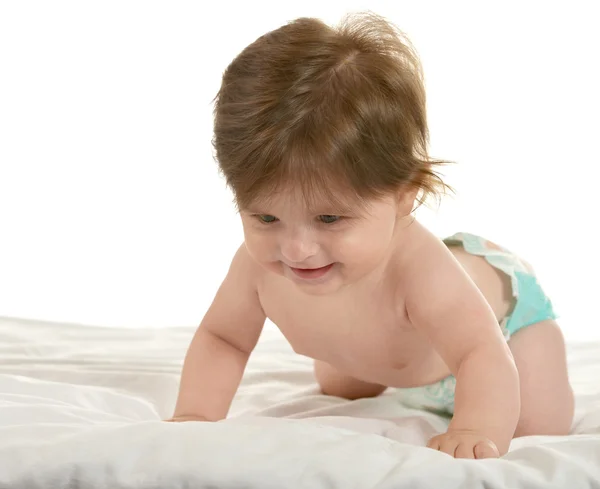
[256,214,278,224]
[318,215,340,224]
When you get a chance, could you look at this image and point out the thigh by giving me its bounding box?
[508,319,574,436]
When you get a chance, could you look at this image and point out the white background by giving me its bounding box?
[1,2,598,340]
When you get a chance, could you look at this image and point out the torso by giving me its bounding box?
[256,222,513,389]
[259,274,452,387]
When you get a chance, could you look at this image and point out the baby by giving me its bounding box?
[168,12,574,458]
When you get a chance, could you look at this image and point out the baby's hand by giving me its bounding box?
[427,429,500,459]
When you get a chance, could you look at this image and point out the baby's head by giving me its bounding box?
[212,12,452,293]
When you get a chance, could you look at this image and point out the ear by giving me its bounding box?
[397,185,420,216]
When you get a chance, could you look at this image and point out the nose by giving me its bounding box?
[280,227,319,264]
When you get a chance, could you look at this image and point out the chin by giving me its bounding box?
[292,279,344,296]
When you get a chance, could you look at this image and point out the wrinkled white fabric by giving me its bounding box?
[0,316,598,488]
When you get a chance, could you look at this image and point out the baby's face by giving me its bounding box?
[240,188,411,295]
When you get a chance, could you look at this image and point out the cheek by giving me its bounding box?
[242,227,276,260]
[242,230,285,275]
[334,222,394,260]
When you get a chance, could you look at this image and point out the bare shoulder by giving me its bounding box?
[398,225,512,322]
[201,242,266,352]
[228,242,264,287]
[400,222,506,371]
[396,221,460,290]
[221,242,271,314]
[397,221,481,318]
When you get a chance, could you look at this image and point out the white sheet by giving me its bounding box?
[1,316,599,488]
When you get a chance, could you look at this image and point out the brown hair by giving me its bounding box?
[212,11,453,213]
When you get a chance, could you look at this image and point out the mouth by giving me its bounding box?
[289,263,334,280]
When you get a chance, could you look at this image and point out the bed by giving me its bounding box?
[1,315,599,488]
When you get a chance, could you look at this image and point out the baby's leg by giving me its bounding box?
[314,360,387,400]
[508,319,574,436]
[447,239,574,436]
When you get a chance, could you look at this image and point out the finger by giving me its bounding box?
[169,415,208,422]
[439,438,459,457]
[426,436,441,450]
[454,442,475,459]
[474,441,500,459]
[165,416,191,423]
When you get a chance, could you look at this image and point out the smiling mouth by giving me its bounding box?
[289,263,334,280]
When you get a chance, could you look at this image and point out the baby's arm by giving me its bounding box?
[169,244,266,422]
[405,240,520,457]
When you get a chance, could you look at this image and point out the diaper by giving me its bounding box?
[395,232,558,414]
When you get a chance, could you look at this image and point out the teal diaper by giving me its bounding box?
[395,232,558,414]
